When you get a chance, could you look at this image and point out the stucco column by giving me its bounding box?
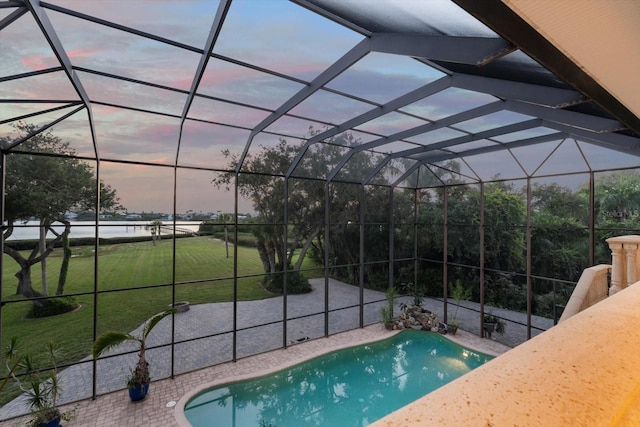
[624,243,639,286]
[607,235,640,295]
[609,242,624,295]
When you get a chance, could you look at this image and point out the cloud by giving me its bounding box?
[2,0,628,217]
[20,54,55,70]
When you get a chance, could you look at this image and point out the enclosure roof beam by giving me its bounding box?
[0,5,26,30]
[326,100,504,183]
[370,33,515,66]
[452,73,584,108]
[236,38,371,173]
[359,100,504,154]
[542,121,640,156]
[0,101,84,126]
[176,0,231,164]
[5,105,86,151]
[292,0,371,35]
[453,0,640,134]
[361,118,541,185]
[24,0,90,108]
[285,75,452,177]
[505,100,625,133]
[41,1,204,54]
[390,160,424,189]
[20,0,98,157]
[406,118,543,157]
[414,132,566,164]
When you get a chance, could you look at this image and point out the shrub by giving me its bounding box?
[28,297,78,318]
[263,268,311,294]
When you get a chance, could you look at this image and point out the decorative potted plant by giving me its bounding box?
[483,312,506,339]
[381,286,398,330]
[3,338,74,427]
[399,282,424,311]
[447,280,471,335]
[380,305,393,330]
[92,308,176,402]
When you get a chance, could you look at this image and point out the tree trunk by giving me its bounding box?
[56,230,71,295]
[294,226,321,271]
[5,219,68,306]
[39,224,48,296]
[5,244,38,297]
[256,239,270,273]
[15,264,35,296]
[274,228,286,268]
[15,265,48,308]
[267,240,276,273]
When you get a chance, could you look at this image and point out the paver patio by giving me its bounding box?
[0,278,546,425]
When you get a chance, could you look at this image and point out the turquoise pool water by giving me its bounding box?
[184,331,492,426]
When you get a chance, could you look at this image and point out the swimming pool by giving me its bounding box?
[181,331,492,426]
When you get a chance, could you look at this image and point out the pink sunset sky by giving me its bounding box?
[1,0,635,214]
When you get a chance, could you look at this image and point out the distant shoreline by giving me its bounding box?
[4,220,202,241]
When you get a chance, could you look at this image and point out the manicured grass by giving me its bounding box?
[0,236,319,404]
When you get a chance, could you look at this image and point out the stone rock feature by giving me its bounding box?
[392,305,444,333]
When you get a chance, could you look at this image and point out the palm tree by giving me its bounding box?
[146,220,164,245]
[3,338,70,425]
[92,308,175,391]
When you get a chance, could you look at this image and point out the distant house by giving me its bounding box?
[125,214,143,220]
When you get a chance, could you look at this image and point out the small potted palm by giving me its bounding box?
[92,308,176,402]
[3,338,74,427]
[381,286,398,330]
[447,280,471,335]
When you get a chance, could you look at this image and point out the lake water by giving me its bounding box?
[3,220,202,241]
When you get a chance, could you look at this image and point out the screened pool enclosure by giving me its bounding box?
[1,0,639,415]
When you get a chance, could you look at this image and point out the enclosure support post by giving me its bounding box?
[413,189,419,303]
[283,178,289,348]
[526,177,532,340]
[0,153,5,393]
[324,184,330,337]
[443,186,448,321]
[232,173,239,361]
[388,187,395,290]
[359,185,365,328]
[479,182,486,337]
[589,171,595,266]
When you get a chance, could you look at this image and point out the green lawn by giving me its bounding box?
[0,236,320,404]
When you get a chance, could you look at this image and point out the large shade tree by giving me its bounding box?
[1,123,122,306]
[590,171,640,263]
[592,171,640,225]
[530,182,589,283]
[215,136,326,292]
[215,130,403,292]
